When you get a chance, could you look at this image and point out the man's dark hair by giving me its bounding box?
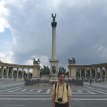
[57,72,65,77]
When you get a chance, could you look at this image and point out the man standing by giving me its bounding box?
[51,73,72,107]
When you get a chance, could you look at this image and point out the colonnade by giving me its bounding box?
[68,63,107,80]
[0,66,32,80]
[0,61,40,80]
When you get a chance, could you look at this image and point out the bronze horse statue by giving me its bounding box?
[68,58,75,64]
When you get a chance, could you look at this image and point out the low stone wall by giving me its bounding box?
[67,79,83,86]
[24,79,83,86]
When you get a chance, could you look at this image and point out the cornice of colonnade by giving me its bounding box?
[68,63,107,68]
[0,61,40,68]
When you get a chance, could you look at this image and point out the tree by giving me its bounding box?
[59,67,66,74]
[40,66,50,75]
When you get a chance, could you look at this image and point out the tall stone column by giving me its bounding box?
[85,69,87,79]
[16,68,19,79]
[11,68,14,80]
[80,69,82,79]
[90,69,92,78]
[7,67,9,80]
[105,67,107,80]
[50,13,59,81]
[1,66,4,80]
[22,68,24,79]
[27,68,30,78]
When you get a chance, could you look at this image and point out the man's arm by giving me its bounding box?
[68,96,71,107]
[68,85,72,107]
[52,96,55,107]
[51,84,55,107]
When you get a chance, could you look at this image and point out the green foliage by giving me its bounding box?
[40,66,50,75]
[59,67,66,73]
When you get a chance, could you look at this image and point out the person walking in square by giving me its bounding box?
[89,78,92,85]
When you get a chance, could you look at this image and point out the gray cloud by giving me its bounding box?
[3,0,107,67]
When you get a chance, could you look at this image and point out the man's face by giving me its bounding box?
[58,74,65,83]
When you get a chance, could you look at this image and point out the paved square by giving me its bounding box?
[0,82,107,107]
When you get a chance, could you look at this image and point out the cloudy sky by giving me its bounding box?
[0,0,107,68]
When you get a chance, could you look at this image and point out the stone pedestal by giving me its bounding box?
[50,74,58,81]
[49,59,59,81]
[32,64,40,79]
[69,65,77,79]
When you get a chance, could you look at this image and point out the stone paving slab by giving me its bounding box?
[83,81,107,88]
[0,82,24,88]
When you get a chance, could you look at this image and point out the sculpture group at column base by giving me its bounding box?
[50,74,58,82]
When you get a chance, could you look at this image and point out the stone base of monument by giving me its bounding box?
[49,74,58,82]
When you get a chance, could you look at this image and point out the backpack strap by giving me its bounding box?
[66,83,68,91]
[55,83,57,91]
[54,83,57,98]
